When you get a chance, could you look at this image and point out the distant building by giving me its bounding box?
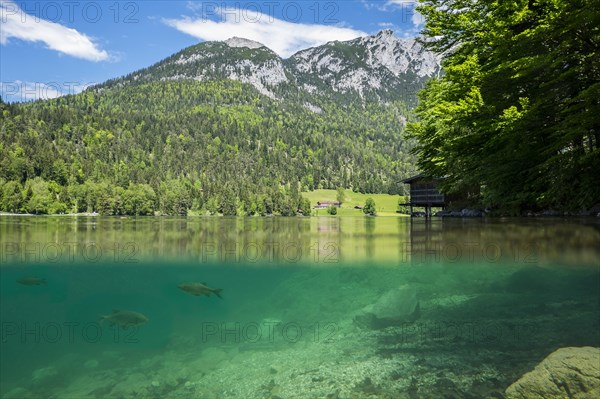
[314,201,341,209]
[400,174,479,217]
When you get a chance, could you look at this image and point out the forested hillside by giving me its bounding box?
[1,31,437,216]
[0,80,415,215]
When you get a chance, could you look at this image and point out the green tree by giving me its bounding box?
[363,197,376,216]
[97,188,115,215]
[299,197,312,216]
[336,187,346,205]
[220,187,238,216]
[205,195,219,215]
[410,0,600,212]
[397,197,410,215]
[24,177,52,214]
[50,159,69,186]
[123,184,156,215]
[160,179,192,215]
[1,180,23,213]
[262,195,274,216]
[327,205,337,215]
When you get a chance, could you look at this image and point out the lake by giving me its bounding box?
[1,216,599,398]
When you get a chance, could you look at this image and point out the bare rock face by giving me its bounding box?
[354,284,420,329]
[506,347,600,399]
[224,37,265,50]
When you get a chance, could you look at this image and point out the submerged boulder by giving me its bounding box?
[32,366,59,385]
[505,347,600,399]
[354,284,420,329]
[3,387,33,399]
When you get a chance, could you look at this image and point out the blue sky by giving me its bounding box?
[0,1,424,102]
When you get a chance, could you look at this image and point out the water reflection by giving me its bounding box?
[408,218,600,267]
[0,216,599,266]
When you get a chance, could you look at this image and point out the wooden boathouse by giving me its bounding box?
[400,174,447,217]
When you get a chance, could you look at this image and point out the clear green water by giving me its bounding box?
[1,216,599,398]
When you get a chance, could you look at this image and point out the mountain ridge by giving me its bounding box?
[101,30,441,105]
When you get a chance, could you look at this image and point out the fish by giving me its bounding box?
[178,282,223,299]
[100,310,148,329]
[16,277,46,286]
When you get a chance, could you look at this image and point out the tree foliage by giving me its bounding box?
[363,198,377,216]
[336,187,346,205]
[409,0,600,212]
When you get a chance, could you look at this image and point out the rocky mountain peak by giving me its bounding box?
[376,29,395,38]
[224,37,266,50]
[286,30,441,102]
[358,33,440,78]
[106,30,441,105]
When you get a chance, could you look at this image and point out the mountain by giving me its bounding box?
[289,30,440,105]
[0,31,441,216]
[103,30,441,106]
[106,37,292,100]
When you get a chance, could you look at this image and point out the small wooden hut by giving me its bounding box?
[400,174,446,217]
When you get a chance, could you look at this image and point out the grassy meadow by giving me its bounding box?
[302,189,408,217]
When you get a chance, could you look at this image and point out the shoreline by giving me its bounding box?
[1,212,598,218]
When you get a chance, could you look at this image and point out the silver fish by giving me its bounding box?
[16,277,46,286]
[100,310,148,329]
[178,282,223,299]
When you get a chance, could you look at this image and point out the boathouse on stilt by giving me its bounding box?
[400,174,447,217]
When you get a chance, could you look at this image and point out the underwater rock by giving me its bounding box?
[505,347,600,399]
[84,359,99,369]
[32,366,58,385]
[503,266,564,293]
[354,285,420,329]
[2,387,33,399]
[196,347,229,370]
[110,372,148,395]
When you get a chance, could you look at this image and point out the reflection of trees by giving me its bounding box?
[407,218,600,266]
[409,218,443,265]
[1,217,597,267]
[365,217,376,259]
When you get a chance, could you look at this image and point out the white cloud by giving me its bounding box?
[386,1,425,27]
[164,8,366,58]
[0,0,108,61]
[1,80,90,102]
[359,1,381,11]
[411,10,425,27]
